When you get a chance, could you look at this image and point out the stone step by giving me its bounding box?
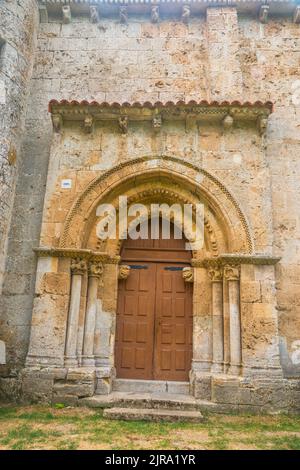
[103,407,205,423]
[112,379,190,395]
[80,392,218,412]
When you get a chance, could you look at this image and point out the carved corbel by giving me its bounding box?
[120,6,128,24]
[151,6,160,24]
[257,115,268,136]
[71,258,87,275]
[182,267,194,283]
[84,115,94,134]
[52,114,63,133]
[259,5,269,24]
[223,265,240,281]
[152,114,162,132]
[39,5,48,24]
[62,5,71,24]
[119,116,128,134]
[294,6,300,24]
[90,5,100,24]
[222,114,234,130]
[208,267,223,282]
[182,5,191,24]
[118,265,131,280]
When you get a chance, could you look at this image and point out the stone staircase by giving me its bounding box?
[79,379,216,422]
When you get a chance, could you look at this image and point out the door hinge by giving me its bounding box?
[130,265,148,269]
[164,266,184,271]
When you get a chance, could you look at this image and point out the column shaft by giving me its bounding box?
[82,276,98,366]
[212,280,224,373]
[228,278,241,374]
[65,273,82,366]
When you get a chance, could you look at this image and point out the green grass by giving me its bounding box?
[0,405,299,450]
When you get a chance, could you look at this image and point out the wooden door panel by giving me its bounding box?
[154,264,193,381]
[115,264,156,379]
[116,222,193,382]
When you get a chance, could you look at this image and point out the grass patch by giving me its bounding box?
[0,405,299,450]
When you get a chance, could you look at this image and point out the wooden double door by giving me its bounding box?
[115,262,193,381]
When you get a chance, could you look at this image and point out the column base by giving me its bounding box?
[227,364,241,376]
[95,366,114,395]
[81,356,96,367]
[190,371,212,400]
[211,363,223,374]
[64,357,78,367]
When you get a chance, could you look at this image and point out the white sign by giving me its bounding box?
[61,179,72,189]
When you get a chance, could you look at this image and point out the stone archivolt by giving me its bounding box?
[89,185,221,258]
[57,156,253,255]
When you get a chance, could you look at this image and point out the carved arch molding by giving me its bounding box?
[59,156,254,256]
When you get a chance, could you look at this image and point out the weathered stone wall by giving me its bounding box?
[1,5,300,403]
[0,0,38,399]
[0,0,38,290]
[237,18,300,377]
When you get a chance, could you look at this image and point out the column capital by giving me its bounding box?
[88,261,103,278]
[223,264,240,281]
[208,267,223,282]
[71,257,87,275]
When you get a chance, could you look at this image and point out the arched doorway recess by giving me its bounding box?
[115,221,193,381]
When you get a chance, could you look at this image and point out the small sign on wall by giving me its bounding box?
[61,179,72,189]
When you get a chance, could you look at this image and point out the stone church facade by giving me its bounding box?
[0,0,300,412]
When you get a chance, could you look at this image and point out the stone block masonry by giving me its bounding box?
[0,2,299,411]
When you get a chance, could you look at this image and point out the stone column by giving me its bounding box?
[82,261,103,367]
[209,267,224,374]
[65,258,87,367]
[191,266,212,399]
[224,265,241,375]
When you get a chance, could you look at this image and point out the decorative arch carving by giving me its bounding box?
[59,156,254,255]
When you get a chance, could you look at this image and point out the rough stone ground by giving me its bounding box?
[0,405,299,450]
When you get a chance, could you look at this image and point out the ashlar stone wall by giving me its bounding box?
[1,4,300,403]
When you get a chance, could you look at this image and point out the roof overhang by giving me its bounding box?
[48,99,273,135]
[39,1,299,21]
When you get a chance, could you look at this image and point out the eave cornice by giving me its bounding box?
[48,99,273,134]
[38,1,300,24]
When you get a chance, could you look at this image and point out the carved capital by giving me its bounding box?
[118,265,131,280]
[71,258,87,275]
[118,116,128,134]
[182,267,194,283]
[182,5,191,24]
[89,261,103,278]
[151,6,159,24]
[120,6,128,24]
[90,6,100,23]
[223,265,240,281]
[208,267,223,282]
[52,114,62,132]
[62,5,71,24]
